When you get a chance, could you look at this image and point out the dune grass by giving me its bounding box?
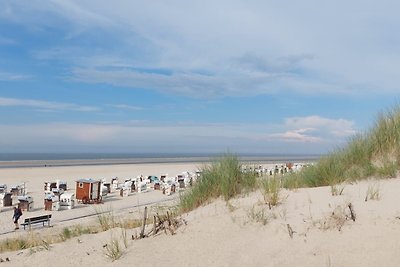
[0,210,156,254]
[247,205,270,225]
[283,104,400,189]
[0,225,96,253]
[180,154,257,212]
[330,183,345,196]
[95,207,117,231]
[259,176,282,209]
[365,182,381,201]
[59,225,95,241]
[0,232,47,253]
[104,234,123,261]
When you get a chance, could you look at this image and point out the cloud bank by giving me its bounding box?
[3,1,400,98]
[0,115,355,153]
[0,97,99,112]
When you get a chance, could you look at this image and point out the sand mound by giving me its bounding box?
[1,175,400,266]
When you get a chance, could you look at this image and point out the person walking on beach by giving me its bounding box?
[12,206,23,230]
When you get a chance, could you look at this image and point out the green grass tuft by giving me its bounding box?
[180,154,257,212]
[283,104,400,189]
[104,236,123,261]
[260,176,282,209]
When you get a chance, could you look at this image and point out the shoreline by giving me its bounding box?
[0,155,321,169]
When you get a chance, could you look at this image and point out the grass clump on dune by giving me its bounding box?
[284,104,400,188]
[0,214,145,254]
[0,225,95,253]
[260,176,282,209]
[104,235,123,262]
[180,154,257,212]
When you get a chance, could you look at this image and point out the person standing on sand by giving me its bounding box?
[12,206,23,230]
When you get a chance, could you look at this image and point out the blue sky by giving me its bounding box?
[0,0,399,154]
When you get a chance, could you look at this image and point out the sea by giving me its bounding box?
[0,153,322,168]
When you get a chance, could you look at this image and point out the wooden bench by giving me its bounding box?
[21,214,52,230]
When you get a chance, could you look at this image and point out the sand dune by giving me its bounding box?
[1,163,400,266]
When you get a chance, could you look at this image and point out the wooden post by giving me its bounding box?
[140,206,148,238]
[153,215,157,236]
[348,203,356,222]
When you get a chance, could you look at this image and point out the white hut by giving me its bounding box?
[137,181,147,193]
[119,180,133,197]
[161,178,176,196]
[60,192,76,209]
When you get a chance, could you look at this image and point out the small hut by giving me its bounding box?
[102,182,111,194]
[44,192,60,211]
[119,187,130,197]
[111,177,119,190]
[137,181,147,193]
[162,179,176,196]
[44,181,57,192]
[176,174,185,189]
[18,195,34,211]
[0,193,12,207]
[60,192,75,209]
[44,180,67,192]
[10,184,24,196]
[0,185,12,207]
[147,176,160,190]
[75,179,102,204]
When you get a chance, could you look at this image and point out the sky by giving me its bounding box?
[0,0,399,154]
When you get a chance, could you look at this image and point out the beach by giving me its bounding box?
[0,162,203,233]
[0,162,399,266]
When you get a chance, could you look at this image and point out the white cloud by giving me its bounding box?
[271,128,322,143]
[4,1,400,97]
[71,67,293,98]
[284,116,356,138]
[0,71,31,81]
[0,97,99,112]
[107,104,143,111]
[264,116,356,146]
[0,122,251,152]
[0,36,16,45]
[49,0,113,28]
[64,1,400,96]
[0,115,357,153]
[0,0,113,32]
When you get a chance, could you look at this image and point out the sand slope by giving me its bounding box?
[0,175,399,266]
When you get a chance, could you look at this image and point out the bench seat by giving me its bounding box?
[21,214,52,230]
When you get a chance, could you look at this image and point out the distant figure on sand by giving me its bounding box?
[13,206,23,230]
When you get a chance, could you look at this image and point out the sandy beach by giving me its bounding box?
[0,163,399,266]
[0,162,203,233]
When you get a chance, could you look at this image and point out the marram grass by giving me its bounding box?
[180,154,257,212]
[283,104,400,189]
[0,212,145,254]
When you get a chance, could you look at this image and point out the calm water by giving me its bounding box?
[0,153,322,168]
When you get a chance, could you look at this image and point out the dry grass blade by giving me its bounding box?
[287,224,295,239]
[260,176,282,209]
[365,183,381,201]
[104,237,123,262]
